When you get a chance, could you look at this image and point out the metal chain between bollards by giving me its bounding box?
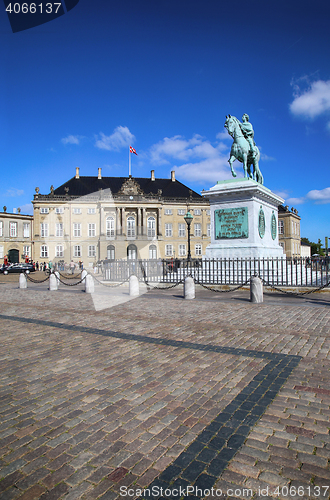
[260,277,330,296]
[193,277,252,293]
[25,273,50,284]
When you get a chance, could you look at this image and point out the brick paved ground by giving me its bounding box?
[0,279,330,500]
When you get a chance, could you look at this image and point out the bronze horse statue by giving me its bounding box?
[224,115,263,185]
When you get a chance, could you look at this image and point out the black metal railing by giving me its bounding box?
[102,257,330,288]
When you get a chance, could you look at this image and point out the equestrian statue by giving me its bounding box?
[224,114,264,185]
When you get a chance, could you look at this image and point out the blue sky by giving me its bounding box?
[0,0,330,243]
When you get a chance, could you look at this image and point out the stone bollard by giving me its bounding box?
[129,275,139,296]
[19,273,27,289]
[81,269,88,281]
[184,276,195,299]
[85,274,95,294]
[54,271,60,284]
[49,273,58,291]
[250,276,263,303]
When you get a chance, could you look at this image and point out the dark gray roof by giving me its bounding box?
[53,176,203,199]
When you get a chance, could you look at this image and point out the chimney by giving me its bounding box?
[151,170,155,181]
[75,167,80,179]
[98,168,102,179]
[171,170,175,182]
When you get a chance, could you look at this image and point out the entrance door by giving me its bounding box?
[8,249,19,263]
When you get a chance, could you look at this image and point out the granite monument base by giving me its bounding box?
[202,178,284,260]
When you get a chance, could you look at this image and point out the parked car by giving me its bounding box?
[0,263,35,274]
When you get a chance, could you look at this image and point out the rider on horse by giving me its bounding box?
[239,114,256,159]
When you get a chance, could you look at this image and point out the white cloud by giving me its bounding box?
[61,135,81,145]
[306,187,330,203]
[95,126,135,151]
[286,196,306,205]
[290,79,330,119]
[4,188,24,197]
[261,153,275,161]
[175,157,234,184]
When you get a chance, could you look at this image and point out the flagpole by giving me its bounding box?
[129,146,131,177]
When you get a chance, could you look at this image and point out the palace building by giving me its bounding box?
[0,208,33,263]
[277,205,301,258]
[32,168,211,267]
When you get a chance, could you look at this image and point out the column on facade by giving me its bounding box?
[142,208,146,236]
[116,207,121,236]
[121,207,126,236]
[137,207,141,236]
[157,207,162,236]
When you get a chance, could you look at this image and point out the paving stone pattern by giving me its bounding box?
[0,283,330,500]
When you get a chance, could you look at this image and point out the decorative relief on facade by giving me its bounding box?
[271,212,277,240]
[258,206,265,239]
[118,177,144,196]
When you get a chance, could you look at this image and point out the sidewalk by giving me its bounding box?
[0,282,329,500]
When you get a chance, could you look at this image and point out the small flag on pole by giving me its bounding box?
[130,146,138,155]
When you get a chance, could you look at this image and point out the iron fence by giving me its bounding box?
[102,257,330,288]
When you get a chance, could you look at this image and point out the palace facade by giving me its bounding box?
[32,168,211,267]
[277,205,301,258]
[0,208,33,263]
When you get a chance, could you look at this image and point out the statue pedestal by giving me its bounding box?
[203,178,284,259]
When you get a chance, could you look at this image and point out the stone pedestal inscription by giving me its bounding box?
[215,207,248,239]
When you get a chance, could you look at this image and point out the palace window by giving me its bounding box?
[164,209,172,215]
[56,223,63,237]
[40,208,49,214]
[40,245,48,258]
[149,244,157,259]
[73,208,81,214]
[0,221,3,237]
[165,223,172,237]
[73,223,81,237]
[88,223,96,237]
[195,244,202,256]
[207,223,211,237]
[178,223,186,237]
[55,207,63,214]
[127,217,136,237]
[194,209,201,216]
[127,244,137,259]
[107,245,115,260]
[23,246,31,258]
[177,209,185,215]
[179,244,186,256]
[10,222,17,237]
[194,223,201,237]
[88,245,96,258]
[106,217,115,237]
[88,208,96,214]
[0,246,3,258]
[73,245,81,258]
[23,223,30,238]
[278,220,284,235]
[40,223,48,238]
[55,245,64,257]
[147,217,156,237]
[165,244,173,256]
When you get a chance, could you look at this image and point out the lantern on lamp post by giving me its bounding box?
[184,210,194,261]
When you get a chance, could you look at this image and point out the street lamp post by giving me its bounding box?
[184,210,194,262]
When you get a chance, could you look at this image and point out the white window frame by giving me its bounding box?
[165,223,173,237]
[177,209,185,215]
[164,209,172,215]
[206,210,211,216]
[88,208,96,214]
[107,245,115,260]
[55,207,63,214]
[55,245,64,258]
[106,217,115,237]
[0,245,3,258]
[178,223,186,237]
[147,217,156,237]
[23,246,31,258]
[194,223,201,237]
[40,208,49,214]
[207,223,211,238]
[10,222,17,237]
[73,208,81,214]
[278,220,284,235]
[194,209,201,216]
[88,223,96,237]
[195,244,202,256]
[149,245,157,259]
[0,221,3,237]
[40,223,49,238]
[165,244,173,257]
[179,244,186,256]
[88,245,96,258]
[73,223,81,237]
[73,245,81,258]
[127,217,136,238]
[40,245,48,258]
[55,223,63,237]
[23,223,30,238]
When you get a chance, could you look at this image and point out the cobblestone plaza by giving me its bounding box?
[0,277,330,499]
